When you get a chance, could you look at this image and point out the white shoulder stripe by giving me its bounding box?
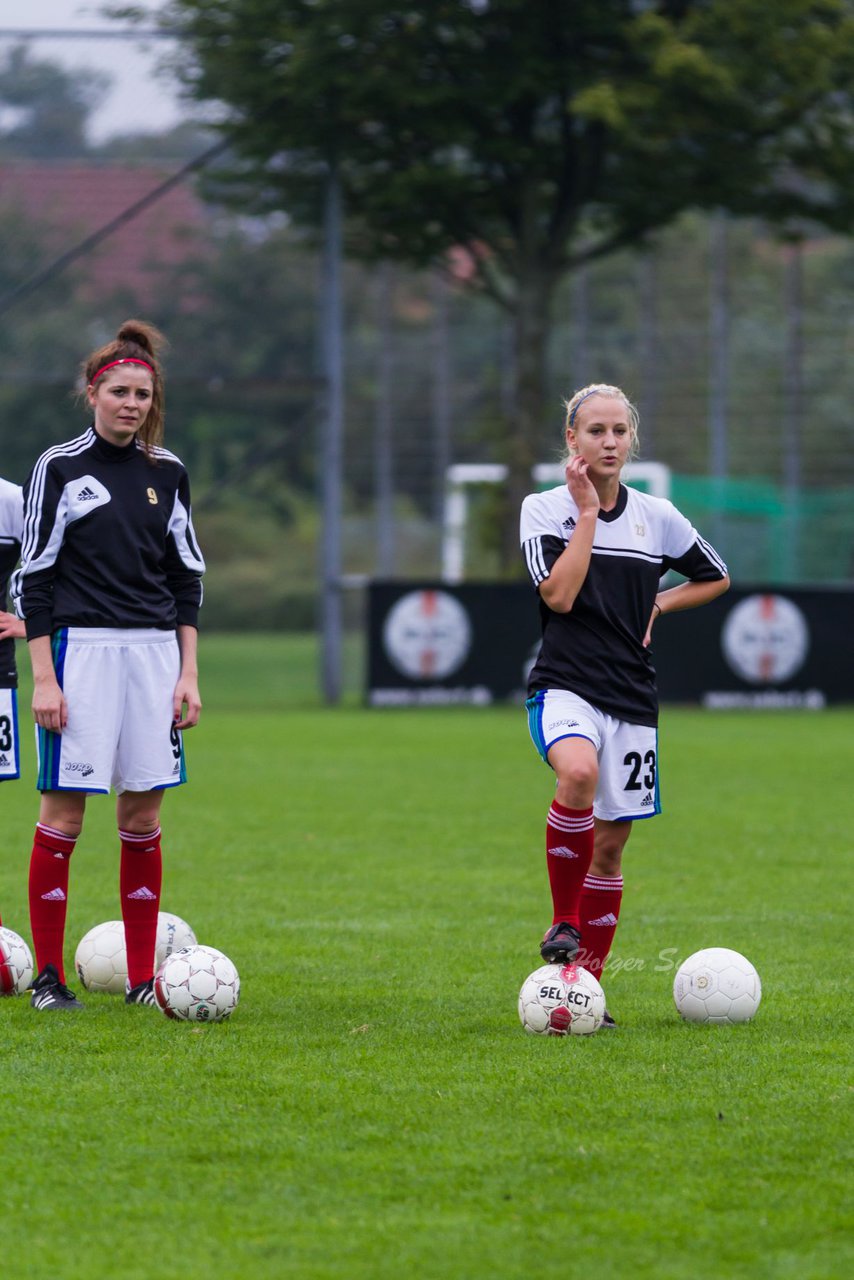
[695,534,728,576]
[523,536,549,584]
[142,442,184,467]
[20,430,95,563]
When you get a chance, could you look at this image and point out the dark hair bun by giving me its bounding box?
[116,319,167,357]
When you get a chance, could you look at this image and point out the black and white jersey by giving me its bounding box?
[0,477,23,688]
[12,426,205,640]
[520,482,727,726]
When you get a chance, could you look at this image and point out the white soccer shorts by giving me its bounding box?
[0,686,20,781]
[37,627,186,795]
[526,688,660,822]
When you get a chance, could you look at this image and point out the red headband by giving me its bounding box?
[90,357,155,386]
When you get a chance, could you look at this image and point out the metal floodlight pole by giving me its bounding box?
[320,161,344,705]
[374,261,395,577]
[707,209,730,559]
[708,210,730,481]
[782,240,804,495]
[638,246,659,457]
[431,272,452,528]
[782,238,804,580]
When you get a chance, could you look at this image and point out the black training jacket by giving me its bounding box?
[13,427,204,640]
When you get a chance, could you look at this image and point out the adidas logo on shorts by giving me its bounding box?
[641,793,654,807]
[0,753,9,766]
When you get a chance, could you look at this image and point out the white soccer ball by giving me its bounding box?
[0,927,34,995]
[75,912,197,995]
[75,920,128,994]
[155,912,197,966]
[518,962,606,1036]
[153,944,240,1023]
[673,947,762,1024]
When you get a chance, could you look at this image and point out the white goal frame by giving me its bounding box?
[441,460,671,582]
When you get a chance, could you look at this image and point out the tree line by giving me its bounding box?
[2,7,854,630]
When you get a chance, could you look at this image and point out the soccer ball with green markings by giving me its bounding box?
[518,962,605,1036]
[153,944,240,1022]
[673,948,762,1024]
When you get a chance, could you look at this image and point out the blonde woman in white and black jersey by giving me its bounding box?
[520,384,729,1026]
[12,320,205,1012]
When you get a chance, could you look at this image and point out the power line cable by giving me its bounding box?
[0,133,231,316]
[0,29,170,39]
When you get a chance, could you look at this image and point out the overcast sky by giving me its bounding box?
[0,0,186,142]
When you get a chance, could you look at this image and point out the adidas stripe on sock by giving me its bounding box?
[120,827,162,988]
[579,873,624,978]
[29,823,77,982]
[546,802,594,927]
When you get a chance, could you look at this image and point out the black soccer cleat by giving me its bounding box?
[600,1009,617,1029]
[30,963,84,1011]
[125,978,157,1006]
[540,921,582,964]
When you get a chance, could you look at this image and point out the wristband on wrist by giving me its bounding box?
[652,601,662,617]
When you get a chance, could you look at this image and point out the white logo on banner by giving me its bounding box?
[721,594,809,684]
[383,590,472,680]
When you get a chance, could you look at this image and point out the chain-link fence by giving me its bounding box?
[2,26,854,638]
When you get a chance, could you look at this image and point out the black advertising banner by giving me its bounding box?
[649,586,848,709]
[367,582,539,705]
[367,582,851,708]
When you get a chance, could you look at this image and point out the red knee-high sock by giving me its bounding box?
[29,823,77,982]
[120,827,162,988]
[546,801,595,928]
[579,873,624,979]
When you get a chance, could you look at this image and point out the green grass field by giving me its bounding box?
[1,635,850,1279]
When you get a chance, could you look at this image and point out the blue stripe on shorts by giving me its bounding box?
[526,691,548,762]
[36,630,68,792]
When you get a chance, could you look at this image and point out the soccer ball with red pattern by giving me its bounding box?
[0,927,34,995]
[154,944,240,1022]
[673,947,761,1024]
[518,963,606,1035]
